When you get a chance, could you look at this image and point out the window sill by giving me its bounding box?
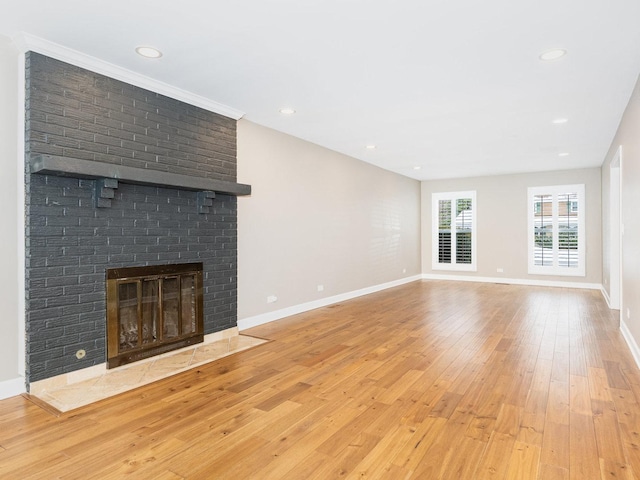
[432,264,477,272]
[528,267,585,277]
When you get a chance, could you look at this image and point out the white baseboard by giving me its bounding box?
[421,273,601,290]
[601,286,612,308]
[238,273,602,332]
[621,319,640,370]
[0,376,25,400]
[238,275,423,331]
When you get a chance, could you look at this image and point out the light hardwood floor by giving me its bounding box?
[0,280,638,479]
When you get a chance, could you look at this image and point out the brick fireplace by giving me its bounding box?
[25,53,250,386]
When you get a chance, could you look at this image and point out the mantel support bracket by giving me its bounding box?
[95,178,119,208]
[197,191,216,214]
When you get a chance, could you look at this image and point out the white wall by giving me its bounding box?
[421,168,602,286]
[601,74,640,359]
[0,34,23,397]
[237,120,421,324]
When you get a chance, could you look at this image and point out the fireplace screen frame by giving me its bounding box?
[106,263,204,368]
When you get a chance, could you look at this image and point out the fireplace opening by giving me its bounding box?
[106,263,204,368]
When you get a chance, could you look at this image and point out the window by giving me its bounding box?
[527,184,585,276]
[570,200,578,213]
[534,201,542,215]
[432,191,477,271]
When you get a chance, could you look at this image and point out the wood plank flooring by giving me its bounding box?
[0,280,638,479]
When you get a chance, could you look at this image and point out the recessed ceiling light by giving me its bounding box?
[365,145,377,150]
[135,46,163,58]
[413,166,422,170]
[279,108,296,115]
[558,152,570,157]
[552,118,568,124]
[539,49,567,61]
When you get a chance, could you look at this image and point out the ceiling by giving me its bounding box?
[1,0,639,181]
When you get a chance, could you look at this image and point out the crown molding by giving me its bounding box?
[11,32,245,121]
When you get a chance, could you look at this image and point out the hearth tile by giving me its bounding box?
[150,349,195,371]
[29,334,269,412]
[94,364,149,388]
[231,335,267,350]
[191,340,231,363]
[42,384,114,411]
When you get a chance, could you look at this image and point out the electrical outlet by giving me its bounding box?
[267,295,278,304]
[317,284,324,292]
[402,268,407,274]
[497,268,504,273]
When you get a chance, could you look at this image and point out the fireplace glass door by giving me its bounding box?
[107,263,204,368]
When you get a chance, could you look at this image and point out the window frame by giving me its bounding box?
[431,190,477,272]
[527,184,585,277]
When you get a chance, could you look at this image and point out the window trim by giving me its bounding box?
[527,184,585,277]
[431,190,477,272]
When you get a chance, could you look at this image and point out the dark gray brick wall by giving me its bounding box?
[26,52,237,182]
[25,53,239,384]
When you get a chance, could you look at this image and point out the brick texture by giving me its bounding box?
[25,53,239,384]
[26,52,237,182]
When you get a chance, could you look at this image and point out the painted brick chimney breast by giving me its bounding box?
[25,53,239,384]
